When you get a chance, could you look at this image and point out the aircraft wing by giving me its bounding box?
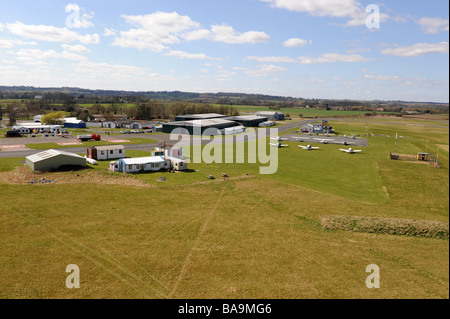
[340,149,350,152]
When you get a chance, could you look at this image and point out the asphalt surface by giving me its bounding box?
[0,119,363,158]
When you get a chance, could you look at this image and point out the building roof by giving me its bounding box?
[225,115,268,121]
[13,124,61,128]
[165,119,237,127]
[256,111,283,116]
[177,113,228,120]
[65,117,85,124]
[91,145,125,151]
[26,149,84,163]
[120,156,166,165]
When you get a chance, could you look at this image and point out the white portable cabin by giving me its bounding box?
[110,156,170,173]
[166,156,188,171]
[87,145,126,161]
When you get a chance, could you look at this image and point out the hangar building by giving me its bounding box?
[26,149,87,172]
[223,115,268,127]
[163,119,239,135]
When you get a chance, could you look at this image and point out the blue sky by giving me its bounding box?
[0,0,448,102]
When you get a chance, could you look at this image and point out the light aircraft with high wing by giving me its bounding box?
[340,148,362,154]
[298,145,320,151]
[271,137,288,141]
[341,140,353,146]
[270,143,288,148]
[314,138,334,144]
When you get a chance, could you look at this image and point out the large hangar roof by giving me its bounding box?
[166,119,237,127]
[176,113,228,120]
[26,149,85,163]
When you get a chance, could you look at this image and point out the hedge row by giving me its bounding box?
[321,215,449,240]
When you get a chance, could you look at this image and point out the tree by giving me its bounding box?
[5,101,21,126]
[41,111,65,125]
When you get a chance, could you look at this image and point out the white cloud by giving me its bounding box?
[112,12,200,52]
[261,0,362,18]
[347,47,371,53]
[246,56,297,63]
[344,12,389,27]
[14,48,88,63]
[61,44,91,53]
[0,38,37,48]
[381,42,449,57]
[112,11,270,52]
[363,73,449,90]
[261,0,392,27]
[183,29,212,41]
[236,64,286,77]
[246,53,371,64]
[3,21,100,44]
[211,24,270,44]
[165,50,213,60]
[65,4,95,29]
[283,38,310,47]
[417,17,449,34]
[103,28,117,37]
[74,60,152,78]
[364,74,401,81]
[298,53,371,64]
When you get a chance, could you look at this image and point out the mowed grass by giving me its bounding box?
[221,104,375,117]
[0,118,448,299]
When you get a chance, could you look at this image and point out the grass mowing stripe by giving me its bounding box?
[10,210,162,298]
[169,185,227,298]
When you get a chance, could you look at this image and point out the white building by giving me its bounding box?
[258,121,276,127]
[87,145,126,161]
[110,156,171,173]
[223,126,246,135]
[255,111,285,121]
[13,124,62,134]
[103,121,117,129]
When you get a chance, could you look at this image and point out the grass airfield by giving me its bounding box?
[0,118,448,299]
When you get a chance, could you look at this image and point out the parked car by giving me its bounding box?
[4,130,22,138]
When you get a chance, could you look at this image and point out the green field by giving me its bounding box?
[0,118,448,299]
[219,104,377,117]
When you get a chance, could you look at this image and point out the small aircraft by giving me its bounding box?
[270,143,288,148]
[340,148,362,154]
[294,136,308,142]
[315,138,334,144]
[271,137,288,141]
[343,134,357,139]
[341,140,353,146]
[298,145,320,151]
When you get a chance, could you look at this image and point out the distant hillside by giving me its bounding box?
[0,85,448,110]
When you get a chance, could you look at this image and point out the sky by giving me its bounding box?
[0,0,448,102]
